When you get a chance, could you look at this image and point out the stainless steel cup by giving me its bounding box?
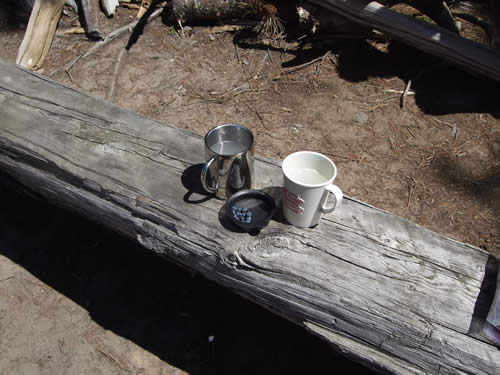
[201,124,254,200]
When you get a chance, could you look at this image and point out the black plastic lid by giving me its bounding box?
[226,189,276,232]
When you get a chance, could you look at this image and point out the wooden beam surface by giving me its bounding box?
[0,60,498,374]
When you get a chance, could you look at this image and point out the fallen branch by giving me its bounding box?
[17,0,66,70]
[106,48,127,101]
[65,6,163,72]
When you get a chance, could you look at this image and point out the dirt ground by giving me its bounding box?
[1,2,500,374]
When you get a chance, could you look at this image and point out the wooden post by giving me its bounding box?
[0,60,498,374]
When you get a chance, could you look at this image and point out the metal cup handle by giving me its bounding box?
[201,155,218,193]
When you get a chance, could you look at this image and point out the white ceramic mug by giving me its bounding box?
[282,151,343,228]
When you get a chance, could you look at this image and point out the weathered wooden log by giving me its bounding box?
[16,0,66,70]
[167,0,261,23]
[304,0,500,81]
[0,60,499,374]
[381,0,458,33]
[80,0,105,40]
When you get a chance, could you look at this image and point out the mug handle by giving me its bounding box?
[201,155,217,193]
[320,184,343,213]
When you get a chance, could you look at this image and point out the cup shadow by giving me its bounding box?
[181,163,214,204]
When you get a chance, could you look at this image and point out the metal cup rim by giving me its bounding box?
[204,124,254,156]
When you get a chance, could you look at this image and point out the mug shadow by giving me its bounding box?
[0,177,373,374]
[181,163,215,204]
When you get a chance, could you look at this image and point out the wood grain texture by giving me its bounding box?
[0,60,498,374]
[305,0,500,81]
[16,0,66,70]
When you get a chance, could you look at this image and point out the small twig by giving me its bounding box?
[384,89,415,95]
[56,27,85,36]
[234,44,241,64]
[64,69,73,82]
[121,3,140,9]
[406,127,417,139]
[323,152,363,162]
[106,48,127,101]
[96,347,133,373]
[172,88,264,109]
[253,52,269,78]
[433,118,458,139]
[65,7,163,72]
[400,79,412,108]
[280,51,331,75]
[403,176,416,214]
[432,118,455,129]
[241,100,268,130]
[266,48,273,63]
[177,19,185,38]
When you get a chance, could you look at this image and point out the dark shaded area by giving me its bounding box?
[0,0,34,30]
[432,150,500,252]
[0,175,374,374]
[470,255,498,324]
[468,255,499,346]
[126,0,164,50]
[182,163,215,204]
[234,24,500,117]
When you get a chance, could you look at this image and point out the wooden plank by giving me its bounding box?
[0,59,498,374]
[305,0,500,81]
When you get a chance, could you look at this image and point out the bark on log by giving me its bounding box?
[0,59,499,374]
[168,0,261,22]
[16,0,66,70]
[304,0,500,82]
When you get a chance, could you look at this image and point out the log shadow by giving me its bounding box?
[432,153,500,247]
[234,28,500,117]
[330,40,500,117]
[0,177,373,374]
[468,255,499,343]
[430,139,500,343]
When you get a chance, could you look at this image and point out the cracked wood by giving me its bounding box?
[0,60,498,375]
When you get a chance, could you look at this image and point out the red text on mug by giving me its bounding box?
[284,188,304,215]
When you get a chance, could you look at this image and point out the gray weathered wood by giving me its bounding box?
[80,0,104,40]
[0,59,498,374]
[305,0,500,82]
